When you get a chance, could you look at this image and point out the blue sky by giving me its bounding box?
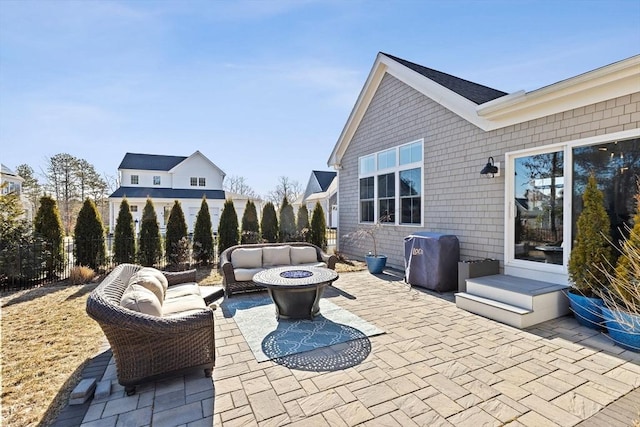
[1,0,639,198]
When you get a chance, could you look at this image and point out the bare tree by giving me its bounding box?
[266,176,303,206]
[45,153,80,234]
[224,175,258,198]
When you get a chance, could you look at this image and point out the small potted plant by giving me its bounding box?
[567,174,615,329]
[343,219,387,274]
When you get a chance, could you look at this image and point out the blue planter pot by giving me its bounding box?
[365,255,387,274]
[567,291,605,330]
[601,307,640,352]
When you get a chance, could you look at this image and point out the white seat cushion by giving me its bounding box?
[290,247,318,265]
[231,248,263,268]
[234,267,265,282]
[121,284,162,317]
[138,267,168,296]
[165,283,201,300]
[162,294,207,316]
[262,246,291,266]
[128,273,164,304]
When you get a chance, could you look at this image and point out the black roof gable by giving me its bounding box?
[381,53,508,105]
[313,170,336,192]
[118,153,187,171]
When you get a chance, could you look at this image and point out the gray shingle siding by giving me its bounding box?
[338,74,640,269]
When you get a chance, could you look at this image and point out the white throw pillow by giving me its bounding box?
[121,284,162,317]
[128,272,164,304]
[262,246,291,266]
[231,248,263,268]
[290,247,318,265]
[138,267,168,296]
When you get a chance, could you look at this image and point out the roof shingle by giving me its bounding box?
[118,153,187,171]
[381,53,508,104]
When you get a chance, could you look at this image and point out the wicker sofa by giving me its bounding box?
[86,263,217,395]
[220,242,337,297]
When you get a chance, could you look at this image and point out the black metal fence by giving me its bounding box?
[0,235,220,291]
[1,228,338,291]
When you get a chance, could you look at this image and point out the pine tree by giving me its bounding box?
[278,196,296,242]
[260,202,278,243]
[34,195,64,275]
[568,174,614,294]
[296,205,310,242]
[193,197,214,264]
[297,205,309,232]
[1,185,43,281]
[113,198,135,264]
[241,200,260,244]
[218,199,239,255]
[74,198,105,269]
[165,200,188,266]
[138,198,162,267]
[310,202,327,250]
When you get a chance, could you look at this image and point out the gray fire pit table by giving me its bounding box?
[253,266,339,320]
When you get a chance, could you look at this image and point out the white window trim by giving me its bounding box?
[504,128,640,284]
[358,138,424,227]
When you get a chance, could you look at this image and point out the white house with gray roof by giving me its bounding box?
[302,170,338,228]
[329,52,639,327]
[108,151,252,234]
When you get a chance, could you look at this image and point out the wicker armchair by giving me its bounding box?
[86,264,215,395]
[220,242,337,297]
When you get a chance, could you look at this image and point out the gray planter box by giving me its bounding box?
[458,259,500,292]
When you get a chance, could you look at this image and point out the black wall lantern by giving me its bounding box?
[480,157,499,177]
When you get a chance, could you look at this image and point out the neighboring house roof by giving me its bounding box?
[313,171,336,192]
[109,187,225,200]
[328,52,640,168]
[118,153,187,171]
[303,171,337,201]
[381,53,507,104]
[1,164,22,179]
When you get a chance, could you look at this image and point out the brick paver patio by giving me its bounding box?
[71,270,640,426]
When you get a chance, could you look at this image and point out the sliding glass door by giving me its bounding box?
[513,151,565,265]
[508,135,639,276]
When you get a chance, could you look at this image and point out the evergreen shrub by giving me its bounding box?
[260,202,278,243]
[74,198,105,270]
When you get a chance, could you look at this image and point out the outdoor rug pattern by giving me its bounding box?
[222,294,384,362]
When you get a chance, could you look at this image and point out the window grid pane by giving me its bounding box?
[131,175,139,185]
[199,177,206,186]
[400,168,421,196]
[153,176,161,185]
[190,177,197,186]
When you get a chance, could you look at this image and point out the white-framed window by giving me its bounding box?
[199,177,206,186]
[131,175,139,185]
[190,177,197,186]
[130,205,138,212]
[358,139,423,225]
[153,176,161,185]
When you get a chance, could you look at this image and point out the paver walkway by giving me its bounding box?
[67,270,640,426]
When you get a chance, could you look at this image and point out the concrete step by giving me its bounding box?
[455,292,534,328]
[466,274,568,310]
[457,274,571,328]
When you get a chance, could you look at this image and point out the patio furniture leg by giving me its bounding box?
[204,368,212,377]
[125,385,136,396]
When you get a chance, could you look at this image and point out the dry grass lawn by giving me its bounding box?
[0,260,366,426]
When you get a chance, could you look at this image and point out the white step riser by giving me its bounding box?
[455,295,531,329]
[531,291,571,319]
[466,281,534,310]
